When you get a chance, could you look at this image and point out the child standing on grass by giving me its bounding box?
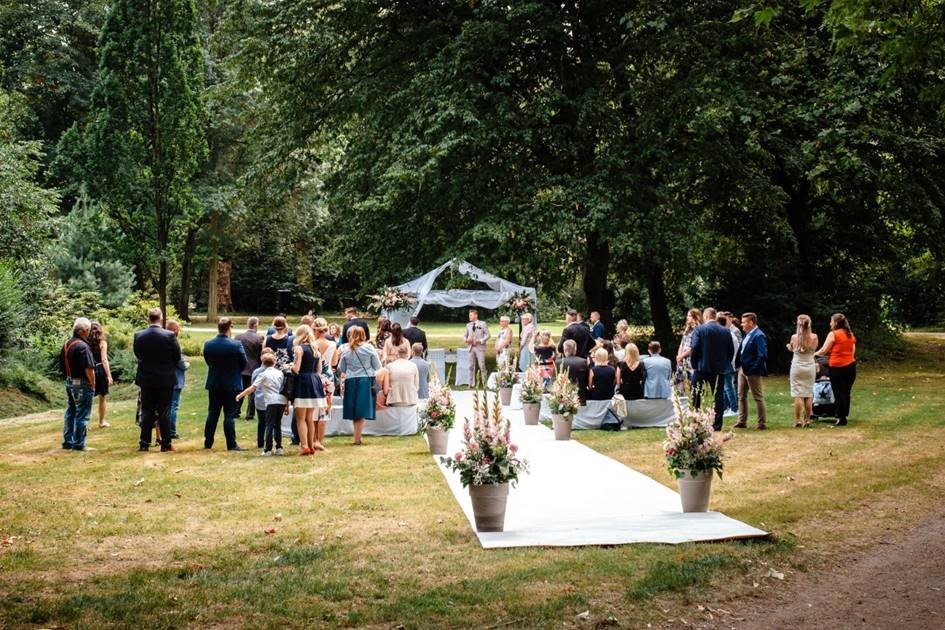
[236,352,289,456]
[248,349,273,448]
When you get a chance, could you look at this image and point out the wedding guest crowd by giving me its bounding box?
[58,300,859,455]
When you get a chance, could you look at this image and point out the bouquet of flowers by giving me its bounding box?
[519,363,544,404]
[663,394,733,479]
[503,291,535,315]
[494,352,518,389]
[547,369,580,416]
[441,386,528,487]
[367,287,418,313]
[418,374,456,432]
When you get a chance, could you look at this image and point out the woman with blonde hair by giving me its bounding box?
[533,329,556,388]
[292,324,326,455]
[587,347,617,401]
[495,315,513,366]
[618,342,646,401]
[786,314,819,427]
[312,317,336,448]
[518,312,536,371]
[338,326,381,445]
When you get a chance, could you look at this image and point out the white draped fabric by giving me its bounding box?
[394,259,537,315]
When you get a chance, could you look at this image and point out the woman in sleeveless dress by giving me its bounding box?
[518,313,536,371]
[787,314,819,427]
[495,316,513,367]
[312,317,336,450]
[88,322,113,428]
[617,343,646,401]
[533,330,556,388]
[292,325,326,455]
[587,347,617,401]
[816,313,857,426]
[381,323,410,365]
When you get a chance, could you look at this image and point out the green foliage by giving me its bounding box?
[51,195,135,308]
[0,89,59,262]
[0,262,30,366]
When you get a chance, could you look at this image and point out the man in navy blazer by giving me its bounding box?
[133,308,183,452]
[203,317,247,450]
[689,307,735,430]
[734,312,768,430]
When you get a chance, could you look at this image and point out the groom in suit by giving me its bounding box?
[464,309,490,387]
[689,307,735,431]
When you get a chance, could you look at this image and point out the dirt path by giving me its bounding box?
[701,511,945,629]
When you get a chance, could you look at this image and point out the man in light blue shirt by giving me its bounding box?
[410,343,431,399]
[640,340,672,399]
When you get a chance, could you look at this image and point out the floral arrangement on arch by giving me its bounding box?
[503,291,535,315]
[494,352,518,389]
[663,393,733,480]
[441,386,528,487]
[418,374,456,432]
[368,287,418,313]
[547,368,580,416]
[519,363,544,404]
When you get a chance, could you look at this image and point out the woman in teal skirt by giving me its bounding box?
[338,326,381,445]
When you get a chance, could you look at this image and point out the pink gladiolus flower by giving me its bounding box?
[454,452,462,461]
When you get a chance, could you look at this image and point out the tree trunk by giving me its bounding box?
[177,227,196,321]
[582,230,613,334]
[217,260,233,312]
[645,265,676,359]
[207,257,219,321]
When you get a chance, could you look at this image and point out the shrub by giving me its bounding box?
[0,263,30,366]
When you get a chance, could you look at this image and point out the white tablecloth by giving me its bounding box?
[455,348,470,386]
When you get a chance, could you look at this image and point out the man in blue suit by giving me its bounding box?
[734,312,768,430]
[641,341,673,399]
[133,308,182,452]
[203,317,248,451]
[689,307,735,430]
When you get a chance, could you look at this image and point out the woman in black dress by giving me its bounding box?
[587,347,617,401]
[618,342,646,401]
[88,322,113,428]
[292,325,326,455]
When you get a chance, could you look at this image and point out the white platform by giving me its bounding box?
[280,403,419,437]
[433,391,767,548]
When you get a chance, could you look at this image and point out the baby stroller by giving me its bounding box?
[811,357,836,420]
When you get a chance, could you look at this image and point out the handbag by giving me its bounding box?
[279,369,297,401]
[600,408,623,431]
[610,393,627,417]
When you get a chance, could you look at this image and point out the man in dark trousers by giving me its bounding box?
[557,309,593,359]
[341,307,371,343]
[203,317,247,451]
[557,339,589,405]
[689,307,735,431]
[236,316,263,420]
[403,316,428,355]
[133,308,182,452]
[59,317,96,451]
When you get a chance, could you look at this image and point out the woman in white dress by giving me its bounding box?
[787,314,819,427]
[495,316,513,367]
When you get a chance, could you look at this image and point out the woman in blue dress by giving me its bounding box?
[292,325,325,455]
[338,326,381,446]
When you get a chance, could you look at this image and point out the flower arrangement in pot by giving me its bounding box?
[519,363,544,425]
[441,385,528,532]
[418,374,456,455]
[663,394,733,512]
[547,368,579,440]
[494,352,518,406]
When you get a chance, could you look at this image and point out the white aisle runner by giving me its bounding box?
[434,392,767,549]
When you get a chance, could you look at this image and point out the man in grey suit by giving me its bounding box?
[464,309,490,387]
[640,340,672,399]
[236,316,263,420]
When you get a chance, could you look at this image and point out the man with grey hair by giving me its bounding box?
[236,316,263,420]
[557,338,589,405]
[58,317,96,451]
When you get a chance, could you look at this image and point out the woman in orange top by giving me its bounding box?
[815,313,857,426]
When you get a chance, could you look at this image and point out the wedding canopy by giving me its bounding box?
[394,259,537,315]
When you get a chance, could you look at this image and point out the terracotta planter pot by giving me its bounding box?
[678,469,713,512]
[426,427,448,455]
[522,402,540,425]
[552,414,572,440]
[499,387,513,406]
[469,482,510,532]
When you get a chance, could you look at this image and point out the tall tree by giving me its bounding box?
[79,0,207,320]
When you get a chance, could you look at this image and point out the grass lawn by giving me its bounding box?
[0,333,943,628]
